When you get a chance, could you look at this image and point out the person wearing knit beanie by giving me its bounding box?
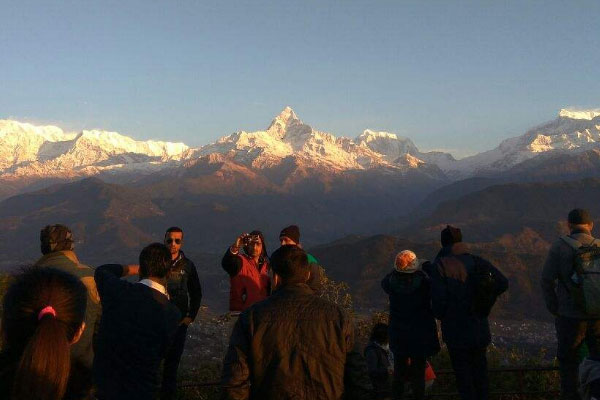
[279,225,301,246]
[440,225,462,247]
[278,225,324,292]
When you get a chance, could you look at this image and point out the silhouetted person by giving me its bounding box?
[34,224,101,396]
[364,323,393,399]
[382,250,439,400]
[221,245,373,400]
[430,226,508,400]
[160,227,202,399]
[0,267,88,400]
[279,224,325,292]
[221,231,270,312]
[94,243,181,400]
[542,209,600,400]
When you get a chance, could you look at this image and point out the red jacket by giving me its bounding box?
[222,250,270,311]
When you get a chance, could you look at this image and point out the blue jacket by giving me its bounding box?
[430,243,508,349]
[381,269,440,357]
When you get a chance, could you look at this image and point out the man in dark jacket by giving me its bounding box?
[279,224,325,292]
[430,226,508,400]
[542,209,600,400]
[94,243,181,400]
[221,245,373,400]
[161,227,203,400]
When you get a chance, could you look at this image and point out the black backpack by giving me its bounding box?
[560,236,600,316]
[469,257,500,318]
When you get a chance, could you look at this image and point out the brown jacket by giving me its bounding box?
[34,250,101,369]
[221,283,372,400]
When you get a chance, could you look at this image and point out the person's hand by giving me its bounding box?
[180,317,193,326]
[231,233,248,253]
[123,264,140,276]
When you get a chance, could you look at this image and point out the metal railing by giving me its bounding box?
[178,365,560,398]
[429,365,560,398]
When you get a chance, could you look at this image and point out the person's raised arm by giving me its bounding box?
[94,264,138,304]
[222,234,246,276]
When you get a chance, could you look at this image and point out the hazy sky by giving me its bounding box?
[2,1,599,158]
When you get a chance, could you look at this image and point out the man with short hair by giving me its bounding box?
[430,225,508,400]
[161,227,203,400]
[221,244,373,400]
[279,225,325,292]
[542,209,600,400]
[94,243,181,400]
[34,224,101,397]
[222,231,270,312]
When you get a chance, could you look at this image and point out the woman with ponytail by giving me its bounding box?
[0,267,88,400]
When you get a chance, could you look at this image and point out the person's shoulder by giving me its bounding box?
[306,252,318,264]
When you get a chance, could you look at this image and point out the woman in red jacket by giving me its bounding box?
[221,231,270,312]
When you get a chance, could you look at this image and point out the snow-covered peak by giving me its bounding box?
[266,106,304,138]
[0,120,191,178]
[356,129,419,162]
[357,129,399,141]
[77,130,188,158]
[559,108,600,121]
[0,119,76,142]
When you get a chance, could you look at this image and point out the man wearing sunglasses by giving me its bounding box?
[161,227,202,400]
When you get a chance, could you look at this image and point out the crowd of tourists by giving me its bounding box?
[0,209,598,399]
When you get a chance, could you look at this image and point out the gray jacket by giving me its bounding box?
[541,230,598,319]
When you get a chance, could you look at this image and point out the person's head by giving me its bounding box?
[1,267,87,400]
[244,230,268,261]
[279,225,300,246]
[441,225,462,247]
[568,208,594,233]
[270,245,310,285]
[139,243,171,280]
[370,322,389,345]
[40,224,74,255]
[393,250,420,273]
[164,227,184,258]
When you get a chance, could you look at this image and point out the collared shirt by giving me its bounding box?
[138,279,169,299]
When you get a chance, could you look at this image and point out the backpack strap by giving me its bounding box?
[561,235,600,249]
[561,235,583,250]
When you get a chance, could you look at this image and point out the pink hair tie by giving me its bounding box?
[38,306,57,320]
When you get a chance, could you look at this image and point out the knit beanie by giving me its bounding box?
[568,209,592,225]
[441,225,462,247]
[279,225,300,244]
[40,224,75,255]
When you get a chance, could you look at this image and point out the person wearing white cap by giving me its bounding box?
[381,250,440,400]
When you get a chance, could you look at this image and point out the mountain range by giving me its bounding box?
[2,106,600,318]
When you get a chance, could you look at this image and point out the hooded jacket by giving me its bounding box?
[381,269,439,357]
[222,249,270,312]
[430,243,508,349]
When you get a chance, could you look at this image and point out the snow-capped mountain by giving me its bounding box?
[0,120,188,178]
[3,106,600,187]
[194,106,444,175]
[443,108,600,177]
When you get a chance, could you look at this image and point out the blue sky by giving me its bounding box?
[2,1,599,157]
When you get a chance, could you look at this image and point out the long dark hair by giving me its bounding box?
[1,267,87,400]
[248,230,269,266]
